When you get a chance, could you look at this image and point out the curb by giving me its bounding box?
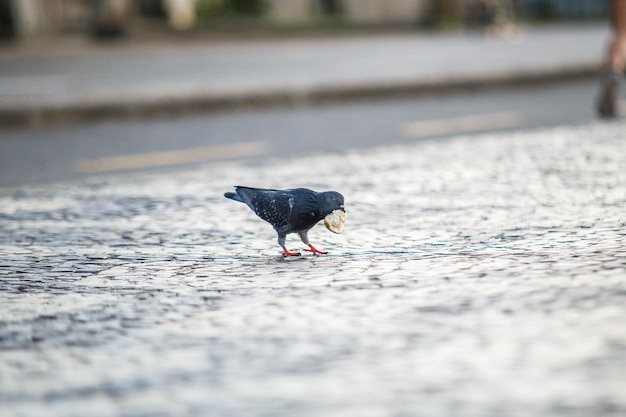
[0,63,600,129]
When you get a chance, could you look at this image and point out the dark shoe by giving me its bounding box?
[597,68,621,118]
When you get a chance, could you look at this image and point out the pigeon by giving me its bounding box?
[224,186,346,256]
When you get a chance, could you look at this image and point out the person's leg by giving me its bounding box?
[608,0,626,72]
[598,0,626,118]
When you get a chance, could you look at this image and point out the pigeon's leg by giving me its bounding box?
[282,246,301,257]
[299,231,328,255]
[306,244,328,255]
[278,234,300,257]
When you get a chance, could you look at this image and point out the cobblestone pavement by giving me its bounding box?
[1,120,625,417]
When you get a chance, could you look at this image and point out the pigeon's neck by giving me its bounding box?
[317,192,334,217]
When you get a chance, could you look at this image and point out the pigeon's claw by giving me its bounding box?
[281,246,301,257]
[305,244,328,255]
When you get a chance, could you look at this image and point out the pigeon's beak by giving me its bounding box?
[339,205,345,213]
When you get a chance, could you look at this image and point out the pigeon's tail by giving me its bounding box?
[224,192,243,203]
[225,186,267,205]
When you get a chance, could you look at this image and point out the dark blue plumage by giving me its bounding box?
[224,186,345,256]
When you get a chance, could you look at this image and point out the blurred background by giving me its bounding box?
[0,0,610,41]
[0,0,617,187]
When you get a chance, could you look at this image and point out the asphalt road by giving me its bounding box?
[0,78,613,189]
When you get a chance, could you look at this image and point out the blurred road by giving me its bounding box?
[0,78,613,188]
[0,23,607,127]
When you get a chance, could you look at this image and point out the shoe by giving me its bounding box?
[597,68,621,118]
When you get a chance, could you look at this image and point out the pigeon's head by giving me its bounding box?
[319,191,345,216]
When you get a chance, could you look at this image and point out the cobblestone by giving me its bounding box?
[1,121,626,416]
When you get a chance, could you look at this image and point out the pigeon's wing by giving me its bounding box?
[236,187,296,231]
[288,188,325,231]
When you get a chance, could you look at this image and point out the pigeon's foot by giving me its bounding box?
[281,246,301,257]
[305,244,328,255]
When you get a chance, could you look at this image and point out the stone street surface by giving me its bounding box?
[1,120,625,417]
